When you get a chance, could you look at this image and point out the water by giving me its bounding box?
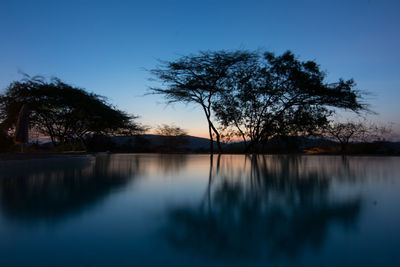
[0,154,399,266]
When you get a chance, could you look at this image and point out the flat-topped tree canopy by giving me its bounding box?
[0,75,145,146]
[150,50,368,153]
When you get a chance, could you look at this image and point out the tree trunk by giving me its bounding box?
[208,121,214,154]
[215,131,223,153]
[210,123,223,153]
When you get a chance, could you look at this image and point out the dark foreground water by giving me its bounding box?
[0,154,399,267]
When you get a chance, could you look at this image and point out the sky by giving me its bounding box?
[0,0,399,139]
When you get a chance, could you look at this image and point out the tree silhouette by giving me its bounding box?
[327,121,368,152]
[213,51,368,153]
[155,124,187,136]
[327,121,393,152]
[0,76,145,148]
[150,50,367,154]
[149,51,255,153]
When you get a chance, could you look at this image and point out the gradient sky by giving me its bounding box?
[1,0,399,138]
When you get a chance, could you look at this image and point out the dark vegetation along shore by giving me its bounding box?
[0,50,397,155]
[1,134,399,156]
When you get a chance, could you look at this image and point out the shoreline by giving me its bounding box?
[0,152,399,161]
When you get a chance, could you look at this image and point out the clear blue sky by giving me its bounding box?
[1,0,399,138]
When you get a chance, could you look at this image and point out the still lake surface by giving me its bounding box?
[0,154,399,266]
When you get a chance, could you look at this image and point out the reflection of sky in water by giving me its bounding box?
[0,155,399,266]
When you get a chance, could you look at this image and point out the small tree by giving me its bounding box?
[367,123,393,142]
[327,122,368,152]
[327,121,393,152]
[156,124,187,137]
[155,124,188,153]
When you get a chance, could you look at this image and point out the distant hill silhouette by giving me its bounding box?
[110,134,216,153]
[28,134,400,154]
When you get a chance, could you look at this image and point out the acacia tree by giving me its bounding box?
[213,51,367,152]
[150,50,367,154]
[149,50,255,153]
[156,124,187,136]
[327,122,367,152]
[0,76,144,147]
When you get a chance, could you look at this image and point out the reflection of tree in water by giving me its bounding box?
[165,155,361,260]
[0,154,142,223]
